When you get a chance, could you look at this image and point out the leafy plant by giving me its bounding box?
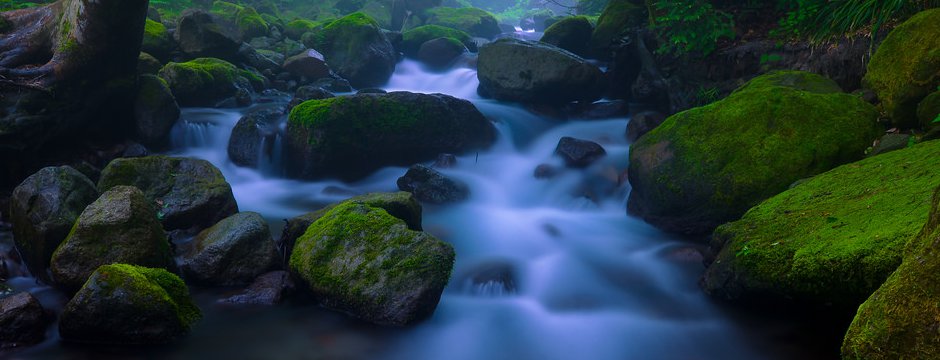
[651,0,735,56]
[776,0,940,41]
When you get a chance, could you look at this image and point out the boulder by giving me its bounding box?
[138,52,163,75]
[422,7,500,39]
[284,18,330,40]
[50,186,175,291]
[702,139,940,307]
[285,92,496,180]
[142,19,174,61]
[842,183,940,359]
[288,86,335,110]
[219,271,295,305]
[401,25,474,57]
[283,49,332,79]
[0,292,49,347]
[628,71,881,234]
[589,0,644,58]
[235,6,270,39]
[228,107,284,167]
[477,38,604,104]
[181,212,278,286]
[417,37,468,69]
[918,90,940,130]
[175,9,242,61]
[625,111,666,141]
[134,75,181,148]
[158,58,256,107]
[554,137,607,168]
[397,164,470,204]
[868,133,911,157]
[11,166,98,279]
[540,16,593,57]
[97,156,239,232]
[307,13,396,88]
[288,196,453,326]
[59,264,201,344]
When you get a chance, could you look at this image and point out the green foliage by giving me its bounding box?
[0,0,48,12]
[776,0,940,40]
[651,0,734,56]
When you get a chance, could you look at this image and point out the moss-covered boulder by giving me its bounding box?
[918,90,940,131]
[175,9,242,61]
[477,38,604,104]
[134,74,180,148]
[628,71,881,235]
[862,9,940,128]
[97,156,238,232]
[285,91,496,180]
[284,18,331,40]
[235,6,270,39]
[59,264,201,344]
[417,37,467,69]
[306,13,396,88]
[422,7,500,39]
[50,186,175,291]
[841,183,940,359]
[702,139,940,307]
[142,19,174,61]
[540,16,593,57]
[589,0,644,58]
[11,166,98,280]
[289,195,453,326]
[181,212,278,286]
[401,25,474,58]
[138,52,163,75]
[158,58,253,107]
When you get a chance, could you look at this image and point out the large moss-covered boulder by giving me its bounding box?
[289,195,453,326]
[401,25,474,57]
[702,139,940,307]
[285,91,496,180]
[540,16,593,57]
[307,13,396,88]
[134,75,180,148]
[11,166,98,279]
[50,186,175,291]
[862,9,940,128]
[59,264,201,344]
[422,7,500,39]
[842,183,940,359]
[589,0,644,58]
[158,58,254,107]
[175,9,242,61]
[628,71,881,234]
[477,38,604,104]
[142,19,174,61]
[97,156,238,232]
[181,212,278,286]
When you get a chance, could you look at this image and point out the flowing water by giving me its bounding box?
[6,59,830,360]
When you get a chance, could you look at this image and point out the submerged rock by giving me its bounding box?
[59,264,201,344]
[134,74,181,148]
[397,164,470,204]
[554,137,607,168]
[181,212,278,286]
[307,13,396,88]
[0,292,49,348]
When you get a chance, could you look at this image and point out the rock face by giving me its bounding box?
[97,156,239,232]
[397,164,470,204]
[134,74,181,148]
[228,107,284,167]
[50,186,175,291]
[628,71,881,234]
[308,13,396,88]
[181,212,278,286]
[175,9,242,61]
[159,58,255,107]
[285,92,496,180]
[589,0,643,58]
[422,7,500,39]
[401,25,474,57]
[540,16,593,57]
[11,166,98,279]
[289,195,454,326]
[702,139,940,307]
[0,292,48,347]
[417,37,467,69]
[862,9,940,128]
[477,38,604,104]
[554,137,607,168]
[283,49,332,79]
[842,183,940,359]
[59,264,201,345]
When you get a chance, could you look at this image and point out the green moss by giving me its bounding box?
[734,70,844,94]
[589,0,643,57]
[149,0,196,22]
[142,19,172,58]
[289,95,421,149]
[540,16,594,56]
[422,7,500,38]
[402,25,473,57]
[95,264,201,328]
[211,0,242,22]
[236,6,270,39]
[863,8,940,128]
[285,19,327,39]
[158,58,245,105]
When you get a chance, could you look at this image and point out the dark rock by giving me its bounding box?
[589,0,644,59]
[288,86,335,110]
[308,13,396,88]
[135,75,181,148]
[869,134,912,157]
[138,52,163,75]
[219,271,295,305]
[540,16,593,57]
[159,58,254,107]
[122,142,150,158]
[357,88,388,94]
[568,100,630,120]
[181,212,278,286]
[534,164,557,179]
[626,111,667,141]
[397,164,470,204]
[401,25,475,58]
[239,44,281,72]
[0,292,48,347]
[433,153,458,168]
[175,9,241,61]
[228,107,284,167]
[417,37,467,69]
[282,49,332,79]
[554,137,607,168]
[142,19,174,61]
[457,261,516,296]
[311,77,353,93]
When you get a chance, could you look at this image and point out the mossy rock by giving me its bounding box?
[863,8,940,129]
[841,184,940,359]
[284,18,331,40]
[288,196,453,326]
[142,19,173,61]
[917,90,940,130]
[59,264,201,344]
[422,7,500,39]
[285,91,496,180]
[181,212,278,286]
[589,0,643,59]
[158,57,251,107]
[138,52,162,75]
[236,6,270,39]
[628,71,882,235]
[307,12,396,88]
[97,156,238,232]
[134,74,180,148]
[175,9,242,61]
[50,186,175,291]
[540,16,593,57]
[702,139,940,308]
[401,25,473,57]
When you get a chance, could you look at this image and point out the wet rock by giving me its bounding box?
[138,52,163,75]
[918,90,940,130]
[433,153,458,169]
[397,164,470,204]
[534,164,558,179]
[401,25,475,58]
[159,58,255,107]
[122,142,151,158]
[219,271,295,305]
[288,86,335,110]
[417,37,467,69]
[134,75,181,148]
[868,133,911,157]
[239,44,281,72]
[307,13,396,88]
[181,212,278,286]
[554,137,607,168]
[0,292,48,348]
[175,9,241,62]
[311,77,353,93]
[625,111,666,141]
[11,166,98,279]
[568,100,630,120]
[59,264,201,344]
[423,7,500,39]
[283,49,332,80]
[589,0,644,59]
[458,261,517,296]
[142,19,174,61]
[228,107,284,167]
[540,16,593,57]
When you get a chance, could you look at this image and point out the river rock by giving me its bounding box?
[625,111,666,141]
[98,156,239,232]
[219,271,295,305]
[401,25,475,58]
[288,86,335,110]
[228,107,284,167]
[142,19,174,61]
[555,137,607,168]
[589,0,644,58]
[50,186,174,291]
[176,9,242,62]
[477,38,604,104]
[285,91,496,180]
[289,196,453,326]
[307,13,396,88]
[159,58,256,107]
[59,264,201,344]
[0,292,48,347]
[702,139,940,308]
[138,52,163,75]
[540,16,593,57]
[283,49,332,80]
[397,164,470,204]
[418,37,467,69]
[11,166,99,279]
[135,75,181,148]
[422,7,500,39]
[628,71,881,234]
[181,212,278,286]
